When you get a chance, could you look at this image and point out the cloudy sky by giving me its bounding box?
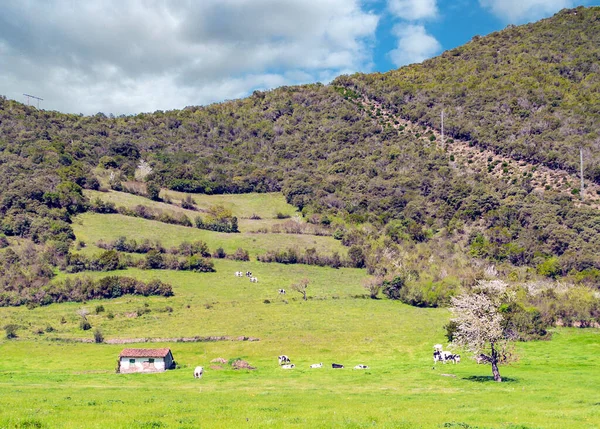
[0,0,597,115]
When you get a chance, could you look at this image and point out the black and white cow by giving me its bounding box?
[281,364,295,369]
[250,277,258,283]
[332,363,344,369]
[234,271,243,277]
[354,364,369,369]
[278,355,291,365]
[246,271,252,277]
[433,350,445,364]
[278,289,286,295]
[447,354,461,364]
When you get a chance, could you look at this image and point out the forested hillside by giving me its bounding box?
[336,6,600,180]
[0,6,599,300]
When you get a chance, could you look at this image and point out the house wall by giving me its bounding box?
[119,357,166,373]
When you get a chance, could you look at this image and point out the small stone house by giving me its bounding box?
[118,348,176,373]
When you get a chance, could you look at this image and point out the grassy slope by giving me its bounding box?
[84,189,299,233]
[73,213,345,258]
[0,260,598,427]
[1,194,600,428]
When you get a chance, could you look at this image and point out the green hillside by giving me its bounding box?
[336,6,600,179]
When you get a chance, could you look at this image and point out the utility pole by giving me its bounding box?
[23,93,43,109]
[441,109,445,149]
[580,147,584,201]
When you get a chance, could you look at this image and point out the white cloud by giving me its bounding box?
[0,0,379,114]
[388,24,441,66]
[479,0,577,23]
[388,0,438,20]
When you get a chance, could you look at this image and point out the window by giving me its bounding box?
[129,359,135,364]
[148,358,155,364]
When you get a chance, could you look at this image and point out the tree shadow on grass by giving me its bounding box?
[462,375,519,383]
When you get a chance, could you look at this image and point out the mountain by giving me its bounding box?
[335,6,600,180]
[0,6,599,290]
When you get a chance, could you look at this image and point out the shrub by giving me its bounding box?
[80,319,92,331]
[213,247,227,258]
[95,305,105,314]
[230,248,250,261]
[4,324,18,339]
[94,328,104,343]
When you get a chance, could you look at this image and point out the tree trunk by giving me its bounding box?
[490,342,502,382]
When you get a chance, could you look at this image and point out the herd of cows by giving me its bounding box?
[227,271,461,375]
[277,355,369,370]
[234,271,287,294]
[234,271,259,283]
[191,348,461,380]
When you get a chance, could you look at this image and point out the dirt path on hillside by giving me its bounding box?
[354,96,600,209]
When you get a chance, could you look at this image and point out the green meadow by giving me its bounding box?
[72,213,345,259]
[83,190,299,233]
[1,194,599,428]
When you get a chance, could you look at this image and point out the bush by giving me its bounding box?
[95,305,105,314]
[4,324,18,339]
[213,247,227,258]
[94,328,104,343]
[80,319,92,331]
[230,248,250,261]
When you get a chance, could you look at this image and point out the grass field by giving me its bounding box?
[84,190,299,233]
[1,193,599,428]
[72,213,346,258]
[0,260,599,428]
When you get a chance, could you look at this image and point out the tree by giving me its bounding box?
[291,278,309,301]
[146,181,161,201]
[363,277,383,299]
[449,280,516,382]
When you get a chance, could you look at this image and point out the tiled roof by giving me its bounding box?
[119,348,171,358]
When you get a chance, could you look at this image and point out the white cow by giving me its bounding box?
[194,366,204,378]
[434,344,443,352]
[250,277,258,283]
[235,271,243,277]
[281,364,295,369]
[354,364,369,369]
[309,363,323,368]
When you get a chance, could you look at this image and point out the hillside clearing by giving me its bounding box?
[72,213,346,257]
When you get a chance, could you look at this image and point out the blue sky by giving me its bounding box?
[0,0,597,114]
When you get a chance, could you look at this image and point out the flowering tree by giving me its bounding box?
[450,280,516,382]
[291,278,309,301]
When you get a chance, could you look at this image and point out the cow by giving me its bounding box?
[278,289,286,295]
[194,366,204,379]
[235,271,243,277]
[309,363,323,368]
[448,354,461,364]
[433,350,445,365]
[250,277,258,283]
[433,344,444,352]
[354,364,369,370]
[278,355,291,365]
[332,363,344,369]
[281,364,295,369]
[246,271,252,277]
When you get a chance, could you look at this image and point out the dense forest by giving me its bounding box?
[0,7,599,308]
